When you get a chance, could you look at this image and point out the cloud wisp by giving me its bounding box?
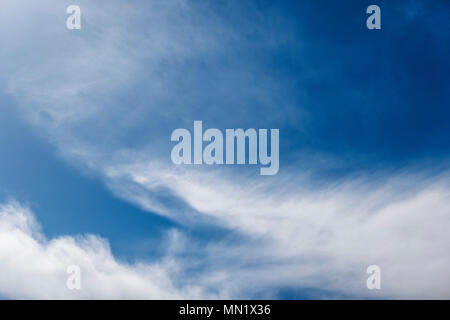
[105,163,450,299]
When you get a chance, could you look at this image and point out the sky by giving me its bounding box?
[0,0,449,299]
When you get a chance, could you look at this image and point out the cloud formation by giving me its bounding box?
[106,164,450,299]
[0,202,215,299]
[2,169,450,299]
[1,0,449,299]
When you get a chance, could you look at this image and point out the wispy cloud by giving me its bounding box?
[105,163,450,299]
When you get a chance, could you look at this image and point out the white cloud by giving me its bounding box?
[105,163,450,299]
[3,173,450,299]
[0,202,219,299]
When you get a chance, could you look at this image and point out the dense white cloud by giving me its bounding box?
[1,0,450,299]
[0,202,217,299]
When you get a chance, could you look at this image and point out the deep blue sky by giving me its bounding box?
[272,0,450,168]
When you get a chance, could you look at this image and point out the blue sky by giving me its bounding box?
[0,0,449,299]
